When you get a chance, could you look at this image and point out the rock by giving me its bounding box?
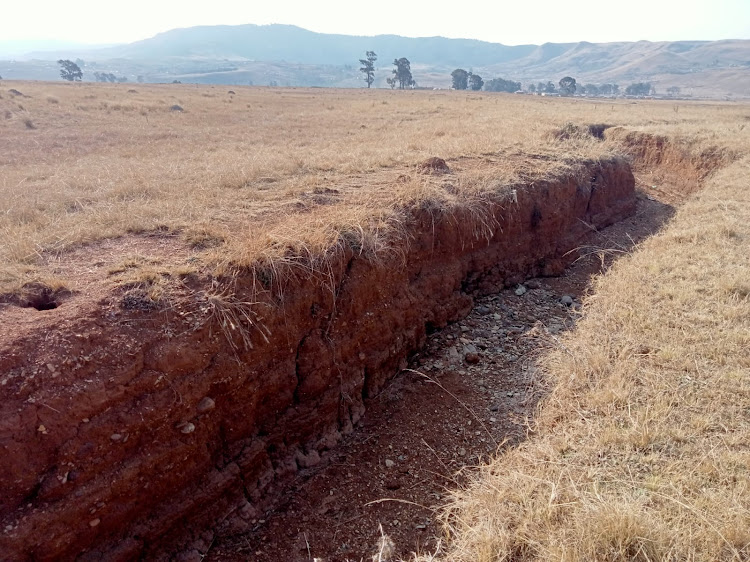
[179,423,196,435]
[384,459,395,468]
[89,518,100,528]
[457,448,466,456]
[169,104,184,112]
[463,343,478,355]
[448,347,461,364]
[296,450,321,469]
[560,295,574,306]
[515,285,527,296]
[196,397,215,414]
[476,305,491,315]
[465,352,480,365]
[526,279,542,290]
[110,433,122,441]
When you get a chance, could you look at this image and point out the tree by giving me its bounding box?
[528,83,536,93]
[359,51,377,88]
[583,83,599,96]
[93,72,118,83]
[451,68,469,90]
[58,59,82,81]
[485,77,522,93]
[625,82,652,96]
[386,77,397,89]
[544,81,556,94]
[667,86,681,97]
[469,73,484,91]
[392,58,414,90]
[559,76,577,96]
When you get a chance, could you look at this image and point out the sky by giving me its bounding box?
[2,0,750,46]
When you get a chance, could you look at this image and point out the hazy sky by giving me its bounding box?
[3,0,749,45]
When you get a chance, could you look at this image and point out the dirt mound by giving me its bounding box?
[417,157,450,174]
[547,122,611,141]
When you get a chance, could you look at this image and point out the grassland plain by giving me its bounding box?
[0,81,746,297]
[1,81,749,560]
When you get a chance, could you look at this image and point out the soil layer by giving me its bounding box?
[0,158,635,560]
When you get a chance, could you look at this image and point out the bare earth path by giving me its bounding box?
[206,178,675,562]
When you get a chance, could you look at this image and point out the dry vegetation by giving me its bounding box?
[1,81,747,295]
[428,120,750,559]
[2,81,749,560]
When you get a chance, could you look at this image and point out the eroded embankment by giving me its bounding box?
[0,157,635,560]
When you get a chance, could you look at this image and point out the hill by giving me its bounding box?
[1,24,749,97]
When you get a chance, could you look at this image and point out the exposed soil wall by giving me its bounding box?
[0,158,635,561]
[605,127,734,194]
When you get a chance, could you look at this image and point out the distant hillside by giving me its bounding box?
[2,24,749,98]
[94,24,536,68]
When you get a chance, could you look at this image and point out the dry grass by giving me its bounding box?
[2,82,750,560]
[431,136,750,558]
[2,81,747,295]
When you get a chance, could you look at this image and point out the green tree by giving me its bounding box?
[485,77,521,93]
[451,68,469,90]
[469,73,484,91]
[359,51,377,88]
[58,59,82,81]
[392,58,414,90]
[583,83,599,96]
[625,82,651,96]
[558,76,577,95]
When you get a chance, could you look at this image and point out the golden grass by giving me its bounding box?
[2,81,750,560]
[432,143,750,559]
[1,81,747,295]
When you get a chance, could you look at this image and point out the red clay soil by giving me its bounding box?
[0,157,635,561]
[207,185,677,562]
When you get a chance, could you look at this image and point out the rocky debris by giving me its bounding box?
[560,295,574,306]
[170,104,184,112]
[515,284,527,296]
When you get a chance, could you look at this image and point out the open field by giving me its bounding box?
[0,81,746,295]
[1,81,749,560]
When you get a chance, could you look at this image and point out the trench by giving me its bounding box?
[0,130,723,561]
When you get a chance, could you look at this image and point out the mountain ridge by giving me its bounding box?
[2,24,748,98]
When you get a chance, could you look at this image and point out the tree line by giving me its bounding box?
[356,53,670,96]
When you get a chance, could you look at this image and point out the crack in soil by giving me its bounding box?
[206,186,676,562]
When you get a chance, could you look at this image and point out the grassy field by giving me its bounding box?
[1,81,747,296]
[2,81,749,560]
[428,119,750,559]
